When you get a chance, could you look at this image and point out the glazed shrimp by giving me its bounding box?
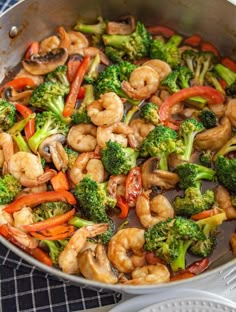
[39,35,61,53]
[123,264,170,285]
[129,119,155,148]
[13,207,34,232]
[69,152,106,185]
[97,122,134,148]
[142,59,172,80]
[67,31,89,54]
[78,244,118,284]
[0,133,14,174]
[107,174,126,199]
[58,223,109,274]
[8,152,56,187]
[67,124,97,153]
[108,228,146,273]
[0,205,13,225]
[121,66,160,100]
[136,191,174,228]
[7,225,38,249]
[87,92,124,126]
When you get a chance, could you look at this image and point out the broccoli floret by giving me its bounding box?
[45,65,70,87]
[144,217,205,272]
[74,176,116,243]
[95,61,139,105]
[84,53,101,84]
[101,140,138,175]
[74,16,106,35]
[28,111,69,153]
[182,50,217,85]
[64,147,78,170]
[190,212,227,257]
[214,63,236,96]
[0,174,22,204]
[0,100,16,132]
[32,201,71,222]
[215,155,236,192]
[72,84,94,124]
[139,125,183,171]
[205,71,225,94]
[41,240,68,265]
[175,163,216,189]
[161,66,207,108]
[199,150,213,167]
[103,22,151,62]
[68,215,114,244]
[150,35,183,68]
[140,102,159,125]
[173,185,215,217]
[199,109,217,129]
[30,82,70,122]
[178,118,205,161]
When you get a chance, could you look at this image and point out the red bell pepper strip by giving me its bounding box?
[50,171,70,191]
[117,196,129,219]
[77,86,85,99]
[63,56,90,117]
[159,86,225,129]
[147,25,175,38]
[23,208,75,232]
[201,42,219,56]
[219,79,227,90]
[4,191,76,214]
[125,167,142,207]
[146,252,164,265]
[0,224,53,266]
[191,207,222,221]
[170,272,195,281]
[185,258,210,275]
[0,77,35,91]
[30,224,75,240]
[15,103,35,140]
[221,57,236,72]
[25,41,39,59]
[183,35,202,47]
[67,54,82,82]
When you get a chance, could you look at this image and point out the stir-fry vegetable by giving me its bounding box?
[0,13,235,287]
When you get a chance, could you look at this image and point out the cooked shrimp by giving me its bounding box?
[16,69,44,86]
[7,225,38,249]
[121,66,160,100]
[8,152,56,187]
[78,244,118,284]
[108,228,146,273]
[13,207,33,232]
[129,119,155,148]
[67,31,89,54]
[142,59,172,80]
[136,191,174,228]
[67,124,97,153]
[20,184,47,196]
[107,174,126,199]
[39,35,60,53]
[87,92,124,126]
[97,122,134,148]
[57,26,71,50]
[123,264,170,285]
[0,132,14,174]
[69,152,106,185]
[0,205,13,225]
[58,223,109,274]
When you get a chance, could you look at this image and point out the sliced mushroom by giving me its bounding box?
[106,15,136,35]
[141,157,179,190]
[78,244,118,284]
[226,98,236,128]
[22,48,68,75]
[214,185,236,219]
[194,117,232,151]
[2,86,33,105]
[38,134,68,171]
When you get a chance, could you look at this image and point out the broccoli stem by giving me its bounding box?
[69,216,94,228]
[159,155,168,171]
[170,240,192,272]
[124,105,140,125]
[168,35,183,47]
[74,17,106,34]
[103,34,129,48]
[116,89,140,106]
[13,132,31,152]
[182,134,195,161]
[214,64,236,86]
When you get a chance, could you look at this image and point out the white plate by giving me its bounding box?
[110,289,236,312]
